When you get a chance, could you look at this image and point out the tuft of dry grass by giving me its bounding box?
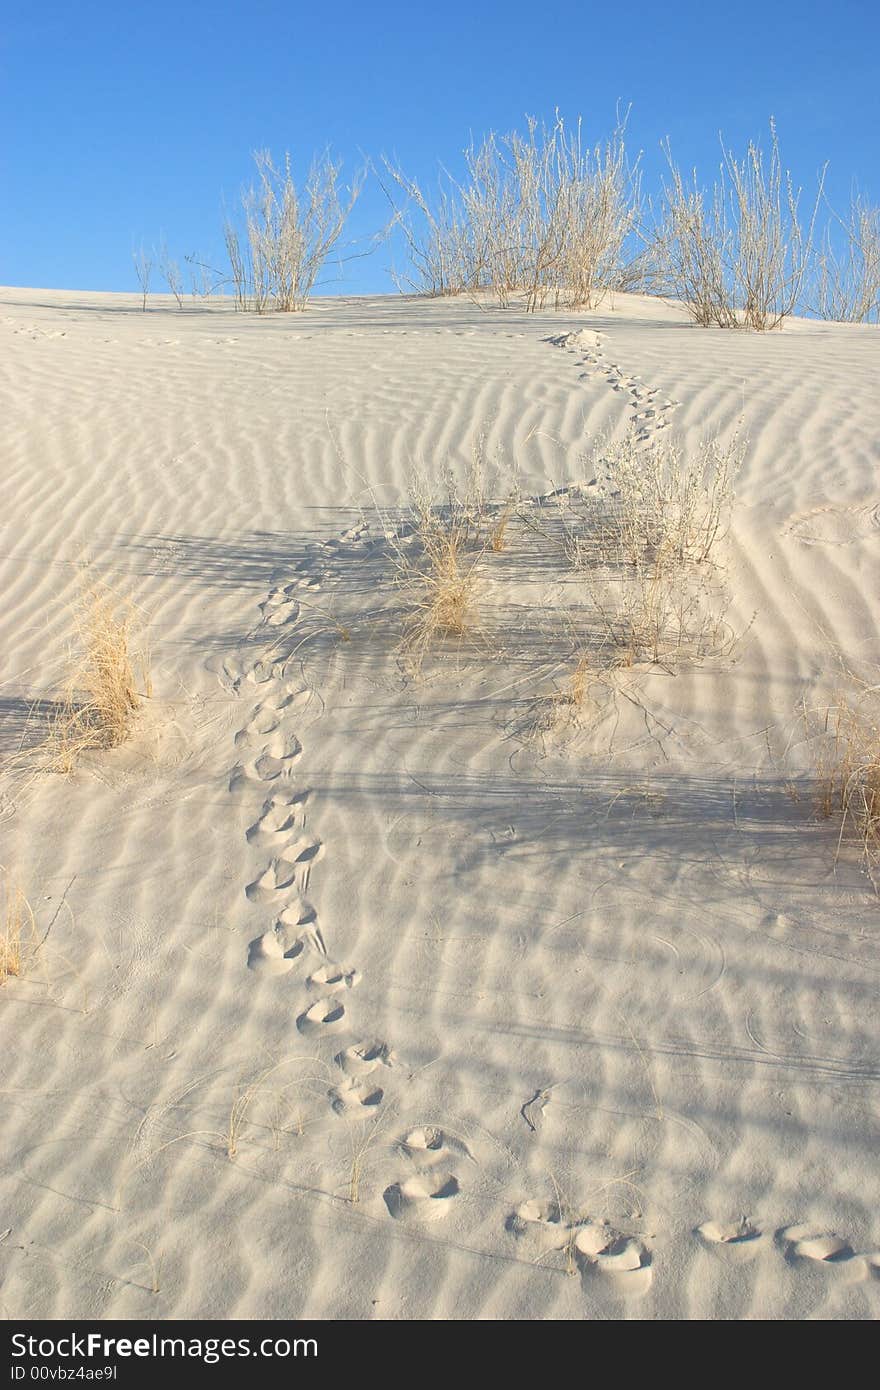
[1,874,37,985]
[47,582,151,773]
[392,460,494,671]
[813,695,880,883]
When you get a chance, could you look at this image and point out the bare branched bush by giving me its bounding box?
[563,429,742,570]
[580,555,739,669]
[659,121,825,329]
[382,111,641,310]
[380,161,478,296]
[132,246,153,312]
[656,152,737,327]
[224,149,365,312]
[47,583,151,773]
[810,195,880,323]
[156,240,184,309]
[526,427,744,670]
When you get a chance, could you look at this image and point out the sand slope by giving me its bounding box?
[1,287,879,1319]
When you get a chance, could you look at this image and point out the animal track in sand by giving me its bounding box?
[574,1221,653,1294]
[330,1077,384,1114]
[234,709,279,745]
[307,963,360,993]
[551,327,681,444]
[246,791,310,846]
[297,996,347,1034]
[264,598,301,627]
[229,734,303,791]
[383,1173,461,1223]
[335,1041,397,1077]
[399,1126,475,1168]
[507,1199,571,1255]
[785,501,880,547]
[778,1224,854,1264]
[697,1217,762,1246]
[259,685,312,714]
[278,897,320,933]
[235,688,311,745]
[245,837,323,902]
[246,927,305,976]
[217,655,287,695]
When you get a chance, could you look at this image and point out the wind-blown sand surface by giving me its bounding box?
[1,286,878,1319]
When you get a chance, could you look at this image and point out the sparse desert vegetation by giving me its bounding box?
[3,125,879,1328]
[141,113,878,332]
[381,110,641,308]
[811,193,880,323]
[657,120,825,330]
[811,687,880,884]
[0,872,37,985]
[46,581,151,774]
[366,424,742,682]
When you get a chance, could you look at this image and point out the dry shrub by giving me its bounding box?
[658,120,825,330]
[382,110,641,310]
[383,438,522,669]
[811,194,880,324]
[380,162,477,297]
[564,429,742,570]
[582,559,739,669]
[225,149,364,312]
[656,152,737,328]
[1,874,37,985]
[394,465,490,670]
[48,582,151,773]
[529,427,744,671]
[813,694,880,882]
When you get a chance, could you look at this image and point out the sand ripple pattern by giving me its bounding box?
[1,291,878,1319]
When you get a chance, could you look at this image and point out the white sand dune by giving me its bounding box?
[1,286,878,1319]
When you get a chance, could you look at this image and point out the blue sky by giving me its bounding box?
[2,0,878,294]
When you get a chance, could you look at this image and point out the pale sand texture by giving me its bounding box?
[1,287,879,1319]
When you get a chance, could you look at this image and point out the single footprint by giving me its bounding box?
[697,1218,761,1246]
[261,585,292,611]
[244,862,287,903]
[297,997,346,1034]
[275,836,324,886]
[234,709,279,745]
[330,1077,384,1115]
[575,1222,653,1295]
[335,1040,396,1077]
[265,598,301,627]
[383,1173,460,1223]
[258,684,312,714]
[506,1199,570,1254]
[246,791,310,846]
[246,928,305,976]
[307,963,360,992]
[399,1126,474,1168]
[229,735,303,791]
[240,659,285,689]
[778,1224,854,1264]
[245,839,322,901]
[252,732,304,781]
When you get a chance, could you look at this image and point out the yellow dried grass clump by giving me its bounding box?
[814,696,880,880]
[394,464,491,671]
[1,874,37,985]
[48,582,151,773]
